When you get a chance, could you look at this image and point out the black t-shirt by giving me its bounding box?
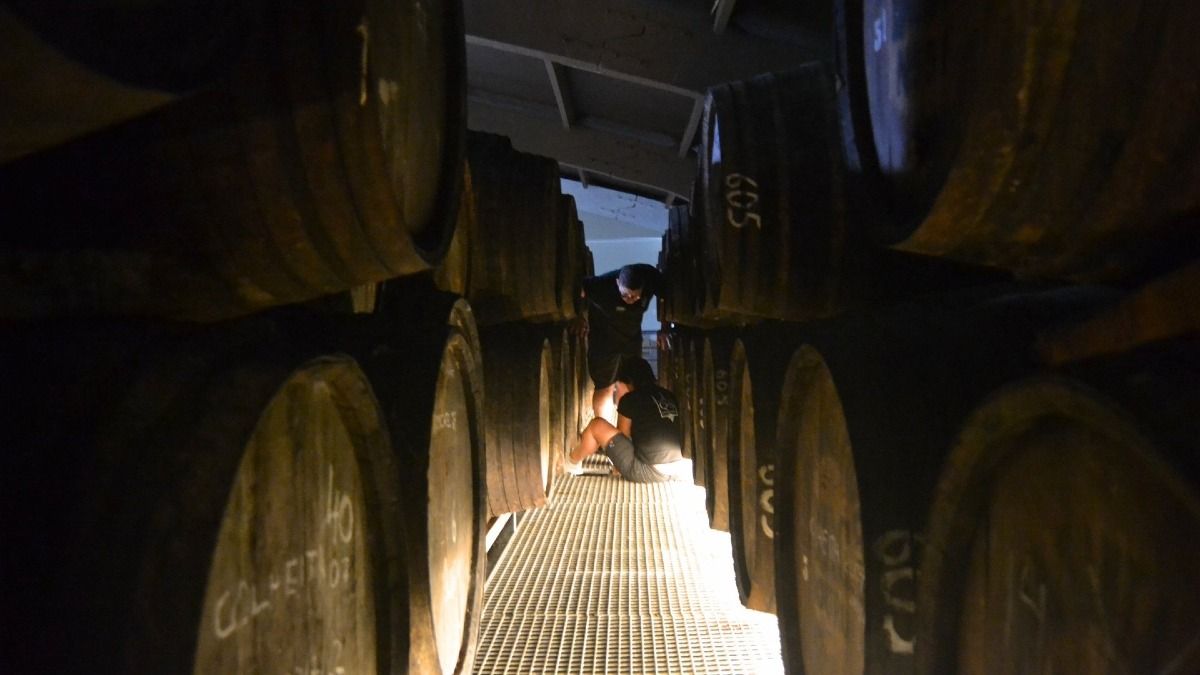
[617,385,683,464]
[582,265,662,361]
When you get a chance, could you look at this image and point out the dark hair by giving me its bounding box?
[618,264,647,291]
[616,356,657,389]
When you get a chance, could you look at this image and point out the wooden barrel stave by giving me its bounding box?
[916,340,1200,675]
[2,287,490,674]
[0,1,271,163]
[480,323,554,517]
[572,329,592,437]
[433,162,475,296]
[336,291,488,675]
[728,329,808,613]
[700,64,848,323]
[677,333,698,469]
[555,195,585,322]
[771,287,1120,674]
[689,335,710,490]
[283,283,492,673]
[0,0,465,321]
[839,0,1200,282]
[702,333,736,531]
[462,133,566,325]
[542,323,572,496]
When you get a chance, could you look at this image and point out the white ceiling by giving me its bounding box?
[466,0,824,203]
[561,178,668,242]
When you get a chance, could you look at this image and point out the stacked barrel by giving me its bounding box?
[661,1,1200,674]
[0,5,592,674]
[4,1,1198,673]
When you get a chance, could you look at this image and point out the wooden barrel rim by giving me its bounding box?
[702,335,733,531]
[842,0,1200,282]
[536,337,553,496]
[698,65,847,323]
[689,336,709,488]
[407,0,467,264]
[481,326,554,517]
[425,330,486,675]
[774,345,866,675]
[727,340,759,606]
[0,0,467,321]
[195,356,397,675]
[916,377,1200,675]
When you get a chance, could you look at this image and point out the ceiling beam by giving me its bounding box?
[469,94,695,197]
[562,163,673,204]
[711,0,738,34]
[544,60,576,129]
[679,96,703,158]
[464,0,823,96]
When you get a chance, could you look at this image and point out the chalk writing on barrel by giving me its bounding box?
[759,463,775,539]
[725,173,762,230]
[875,529,921,655]
[211,463,358,640]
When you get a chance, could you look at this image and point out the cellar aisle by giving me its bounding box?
[475,464,783,674]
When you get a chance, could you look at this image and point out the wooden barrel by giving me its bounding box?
[565,329,585,464]
[655,331,701,482]
[769,287,1118,674]
[678,333,700,472]
[463,133,567,326]
[915,341,1200,675]
[567,329,587,459]
[542,323,573,494]
[657,329,677,389]
[341,289,488,675]
[700,64,849,322]
[555,195,587,322]
[702,332,736,531]
[0,1,266,162]
[480,323,554,517]
[434,160,586,325]
[433,161,475,297]
[571,328,592,436]
[688,335,709,489]
[727,329,808,613]
[659,231,676,324]
[2,301,487,674]
[836,0,1200,282]
[661,205,716,327]
[0,0,465,321]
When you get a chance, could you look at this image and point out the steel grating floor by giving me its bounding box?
[475,464,783,674]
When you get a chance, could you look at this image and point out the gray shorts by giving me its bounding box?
[604,435,669,483]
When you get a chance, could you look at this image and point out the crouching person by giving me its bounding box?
[566,356,691,483]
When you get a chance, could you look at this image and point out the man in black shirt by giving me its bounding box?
[575,263,665,421]
[565,357,689,483]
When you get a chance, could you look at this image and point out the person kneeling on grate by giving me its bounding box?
[565,356,691,483]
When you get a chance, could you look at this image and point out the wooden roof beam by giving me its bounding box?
[711,0,738,34]
[465,0,822,96]
[545,60,576,129]
[469,94,695,197]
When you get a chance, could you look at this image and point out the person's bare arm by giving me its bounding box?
[617,414,633,437]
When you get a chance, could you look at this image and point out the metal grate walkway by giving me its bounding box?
[475,464,783,674]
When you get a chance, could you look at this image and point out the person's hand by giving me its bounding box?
[656,330,671,351]
[570,315,589,339]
